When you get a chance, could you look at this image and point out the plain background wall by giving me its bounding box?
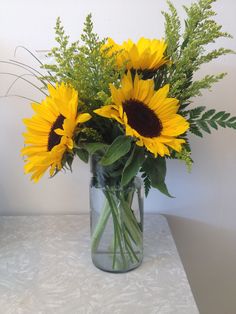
[0,0,236,313]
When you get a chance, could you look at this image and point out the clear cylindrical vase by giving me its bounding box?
[90,177,144,273]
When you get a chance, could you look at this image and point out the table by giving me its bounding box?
[0,214,199,314]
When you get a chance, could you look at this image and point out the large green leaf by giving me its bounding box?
[143,156,166,180]
[83,142,108,155]
[153,181,173,198]
[100,136,132,166]
[75,148,89,163]
[143,156,173,197]
[121,146,145,186]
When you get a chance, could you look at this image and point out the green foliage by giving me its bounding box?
[121,146,146,186]
[61,151,74,172]
[162,0,234,105]
[162,1,181,60]
[76,127,103,143]
[100,136,132,166]
[75,148,89,163]
[140,171,152,197]
[142,156,173,197]
[42,15,123,111]
[188,106,206,119]
[82,142,108,155]
[175,148,193,172]
[188,108,236,136]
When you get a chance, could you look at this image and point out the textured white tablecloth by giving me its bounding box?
[0,214,198,314]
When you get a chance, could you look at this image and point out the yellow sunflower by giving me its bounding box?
[102,37,169,72]
[94,72,189,157]
[21,83,91,182]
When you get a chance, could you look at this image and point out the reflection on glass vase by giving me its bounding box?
[90,157,144,273]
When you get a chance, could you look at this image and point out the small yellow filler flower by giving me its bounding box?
[94,72,189,157]
[21,83,91,182]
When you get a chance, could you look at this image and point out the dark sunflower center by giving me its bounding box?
[130,68,157,80]
[47,114,65,151]
[122,99,162,138]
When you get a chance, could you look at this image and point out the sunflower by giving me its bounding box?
[21,83,91,182]
[94,72,189,157]
[102,37,169,72]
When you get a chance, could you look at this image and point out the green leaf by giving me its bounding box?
[190,124,203,137]
[109,168,123,178]
[143,156,173,197]
[66,153,74,171]
[180,103,190,110]
[83,142,108,155]
[100,136,132,166]
[208,120,218,130]
[189,106,206,119]
[143,174,151,197]
[197,120,211,134]
[228,117,236,123]
[154,181,173,198]
[201,109,216,120]
[194,110,236,133]
[76,149,89,163]
[121,146,145,186]
[212,111,225,120]
[218,120,226,128]
[221,112,231,120]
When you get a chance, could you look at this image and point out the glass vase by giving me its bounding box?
[90,158,144,273]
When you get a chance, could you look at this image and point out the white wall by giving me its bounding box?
[0,1,236,313]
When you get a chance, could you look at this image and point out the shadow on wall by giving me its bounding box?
[165,215,236,314]
[0,183,10,214]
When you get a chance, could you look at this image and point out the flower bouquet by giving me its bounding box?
[6,0,236,272]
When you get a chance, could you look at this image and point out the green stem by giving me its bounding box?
[123,226,136,263]
[91,198,111,253]
[119,194,142,246]
[108,213,135,269]
[105,189,127,269]
[112,226,117,269]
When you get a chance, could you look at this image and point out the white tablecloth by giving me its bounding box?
[0,214,199,314]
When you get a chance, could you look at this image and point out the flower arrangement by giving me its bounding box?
[6,0,236,271]
[20,0,235,194]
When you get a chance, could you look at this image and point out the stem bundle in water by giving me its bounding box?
[90,179,143,273]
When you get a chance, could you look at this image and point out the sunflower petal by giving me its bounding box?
[94,105,118,118]
[76,113,91,124]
